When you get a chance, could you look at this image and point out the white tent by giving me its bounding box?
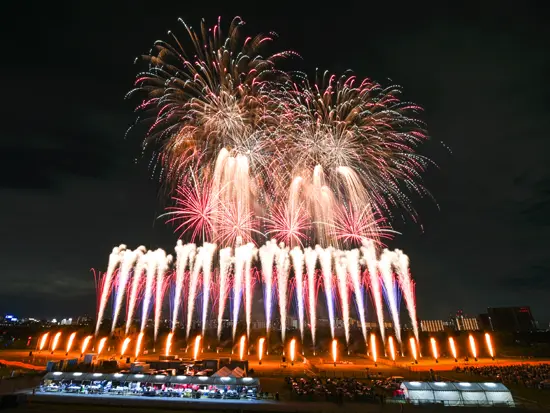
[400,381,514,407]
[478,382,515,406]
[453,382,489,405]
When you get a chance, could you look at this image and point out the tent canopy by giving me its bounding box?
[400,381,514,406]
[42,372,260,387]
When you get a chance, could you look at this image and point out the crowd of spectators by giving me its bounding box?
[286,376,378,403]
[455,364,550,389]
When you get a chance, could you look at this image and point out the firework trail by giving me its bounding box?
[304,247,318,346]
[317,246,335,338]
[346,248,367,343]
[232,242,245,340]
[201,243,217,336]
[140,251,158,332]
[126,251,147,334]
[290,246,305,341]
[95,244,125,335]
[112,247,144,332]
[334,250,350,344]
[97,240,423,348]
[154,250,172,341]
[244,244,257,338]
[232,242,256,339]
[163,174,214,243]
[217,247,233,340]
[275,243,290,343]
[393,249,419,347]
[186,244,202,339]
[379,249,401,347]
[259,240,278,337]
[172,240,195,331]
[361,239,385,344]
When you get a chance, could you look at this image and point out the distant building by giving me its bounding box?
[486,306,536,332]
[420,319,445,333]
[449,310,480,331]
[60,318,73,325]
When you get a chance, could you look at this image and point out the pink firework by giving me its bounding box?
[163,174,214,242]
[265,203,310,247]
[216,201,260,246]
[332,204,395,247]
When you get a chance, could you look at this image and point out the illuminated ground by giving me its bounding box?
[2,348,549,376]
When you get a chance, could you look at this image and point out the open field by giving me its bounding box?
[2,348,550,409]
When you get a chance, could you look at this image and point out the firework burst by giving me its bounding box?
[161,171,215,242]
[265,202,310,248]
[128,16,434,249]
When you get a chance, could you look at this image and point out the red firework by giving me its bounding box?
[265,203,310,247]
[163,174,214,242]
[215,201,260,246]
[332,204,396,247]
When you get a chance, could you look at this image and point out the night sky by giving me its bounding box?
[3,1,549,324]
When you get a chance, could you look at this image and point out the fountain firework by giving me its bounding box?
[379,250,402,346]
[94,240,420,348]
